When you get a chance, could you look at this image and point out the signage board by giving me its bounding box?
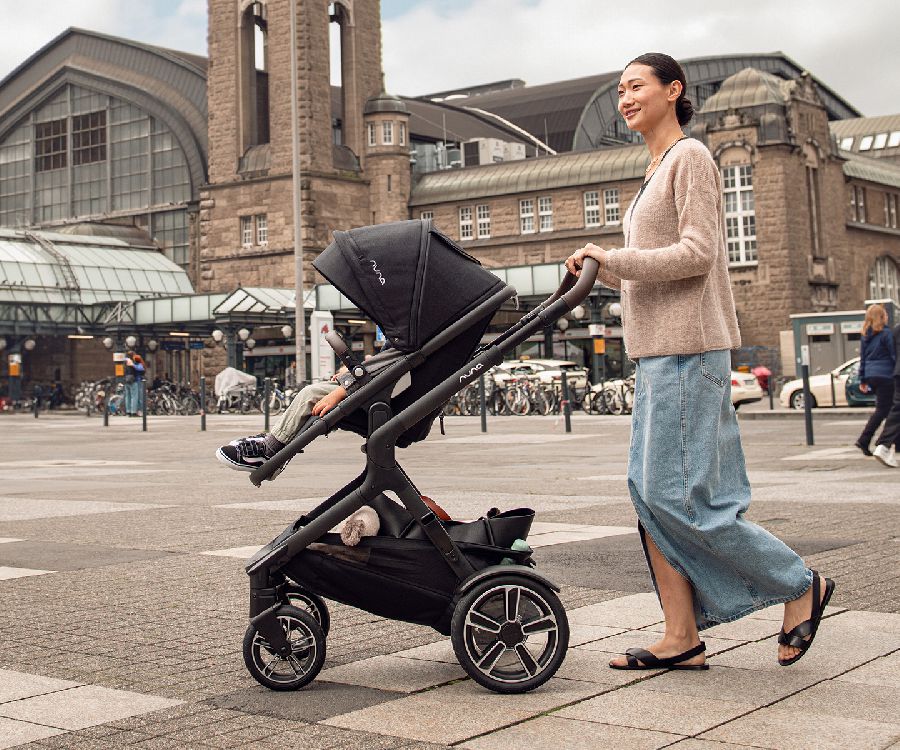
[588,323,606,338]
[806,323,834,336]
[310,310,335,381]
[840,320,864,334]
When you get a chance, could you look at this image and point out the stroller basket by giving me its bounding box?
[241,220,600,695]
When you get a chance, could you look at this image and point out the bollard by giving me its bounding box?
[200,376,207,432]
[561,371,572,433]
[830,373,836,408]
[264,378,271,432]
[33,386,40,419]
[801,364,814,446]
[478,373,487,433]
[768,379,774,410]
[142,380,147,432]
[103,391,109,427]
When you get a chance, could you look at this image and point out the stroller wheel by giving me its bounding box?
[282,586,331,636]
[243,605,326,691]
[451,574,568,694]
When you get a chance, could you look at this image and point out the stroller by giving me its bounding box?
[242,219,599,694]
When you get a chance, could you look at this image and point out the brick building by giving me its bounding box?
[1,2,899,389]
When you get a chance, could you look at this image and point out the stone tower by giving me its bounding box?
[199,0,389,293]
[364,92,412,225]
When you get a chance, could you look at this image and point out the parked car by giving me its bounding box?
[492,359,590,391]
[731,370,763,409]
[779,357,875,409]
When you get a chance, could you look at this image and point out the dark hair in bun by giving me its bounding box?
[627,52,694,126]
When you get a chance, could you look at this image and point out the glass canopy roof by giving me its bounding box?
[0,228,193,307]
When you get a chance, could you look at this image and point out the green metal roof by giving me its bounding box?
[409,145,646,206]
[0,228,192,306]
[841,150,900,190]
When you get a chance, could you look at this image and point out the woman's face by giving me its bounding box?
[617,63,680,133]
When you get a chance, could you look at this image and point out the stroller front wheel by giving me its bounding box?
[243,605,326,691]
[451,574,569,694]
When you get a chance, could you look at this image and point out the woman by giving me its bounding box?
[855,303,896,459]
[565,53,833,669]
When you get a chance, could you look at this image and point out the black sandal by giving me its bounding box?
[778,571,835,667]
[610,641,708,671]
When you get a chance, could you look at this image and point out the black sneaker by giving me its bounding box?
[216,435,274,472]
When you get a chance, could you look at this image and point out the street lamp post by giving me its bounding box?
[289,0,308,385]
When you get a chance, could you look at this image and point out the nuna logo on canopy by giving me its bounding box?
[368,259,385,285]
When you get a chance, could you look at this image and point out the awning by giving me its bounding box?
[0,227,193,336]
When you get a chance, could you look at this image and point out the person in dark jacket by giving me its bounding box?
[872,319,900,468]
[855,304,896,459]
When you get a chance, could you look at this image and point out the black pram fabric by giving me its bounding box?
[314,219,506,446]
[313,219,505,353]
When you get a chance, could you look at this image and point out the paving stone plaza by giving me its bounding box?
[0,408,897,749]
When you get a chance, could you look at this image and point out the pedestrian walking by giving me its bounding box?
[871,319,900,468]
[132,354,146,416]
[123,352,137,416]
[854,304,896,458]
[565,52,833,671]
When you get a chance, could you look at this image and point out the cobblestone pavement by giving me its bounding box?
[0,410,897,749]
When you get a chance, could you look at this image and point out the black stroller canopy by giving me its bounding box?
[314,219,505,352]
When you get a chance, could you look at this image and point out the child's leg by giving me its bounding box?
[270,381,339,445]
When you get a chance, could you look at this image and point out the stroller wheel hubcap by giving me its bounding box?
[499,620,525,647]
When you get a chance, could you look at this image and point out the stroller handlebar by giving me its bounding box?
[546,256,599,309]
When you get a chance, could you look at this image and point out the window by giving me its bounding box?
[382,121,393,145]
[520,199,535,233]
[387,174,392,192]
[459,206,473,240]
[367,123,376,147]
[721,165,757,264]
[807,167,821,257]
[34,118,67,172]
[420,210,433,221]
[889,131,900,148]
[859,135,874,151]
[839,136,854,150]
[71,111,106,166]
[241,216,253,246]
[873,133,888,150]
[850,185,867,223]
[885,193,898,229]
[604,188,620,224]
[869,256,900,306]
[476,204,491,238]
[538,196,553,231]
[256,213,268,245]
[399,123,406,146]
[584,191,600,227]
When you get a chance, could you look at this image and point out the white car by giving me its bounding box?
[491,359,590,391]
[779,357,859,409]
[731,371,763,409]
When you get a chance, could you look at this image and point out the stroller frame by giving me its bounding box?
[243,257,600,694]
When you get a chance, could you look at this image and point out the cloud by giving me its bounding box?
[383,0,900,117]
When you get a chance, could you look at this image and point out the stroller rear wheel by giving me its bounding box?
[283,585,331,636]
[243,605,326,691]
[451,574,568,694]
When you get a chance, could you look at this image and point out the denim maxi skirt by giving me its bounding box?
[628,350,812,630]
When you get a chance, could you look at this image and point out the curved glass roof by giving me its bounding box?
[0,227,193,306]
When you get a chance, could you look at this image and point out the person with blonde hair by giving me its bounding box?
[855,303,897,463]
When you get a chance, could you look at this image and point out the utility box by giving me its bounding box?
[789,299,896,376]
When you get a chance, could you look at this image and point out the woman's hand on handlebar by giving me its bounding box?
[565,243,607,277]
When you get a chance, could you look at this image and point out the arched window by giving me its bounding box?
[240,2,269,148]
[869,256,900,306]
[0,84,192,266]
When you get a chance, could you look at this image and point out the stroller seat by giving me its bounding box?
[241,219,600,695]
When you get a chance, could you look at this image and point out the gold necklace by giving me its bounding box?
[645,136,685,177]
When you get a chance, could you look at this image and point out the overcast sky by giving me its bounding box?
[1,0,897,117]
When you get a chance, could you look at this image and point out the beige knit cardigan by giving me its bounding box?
[598,138,741,360]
